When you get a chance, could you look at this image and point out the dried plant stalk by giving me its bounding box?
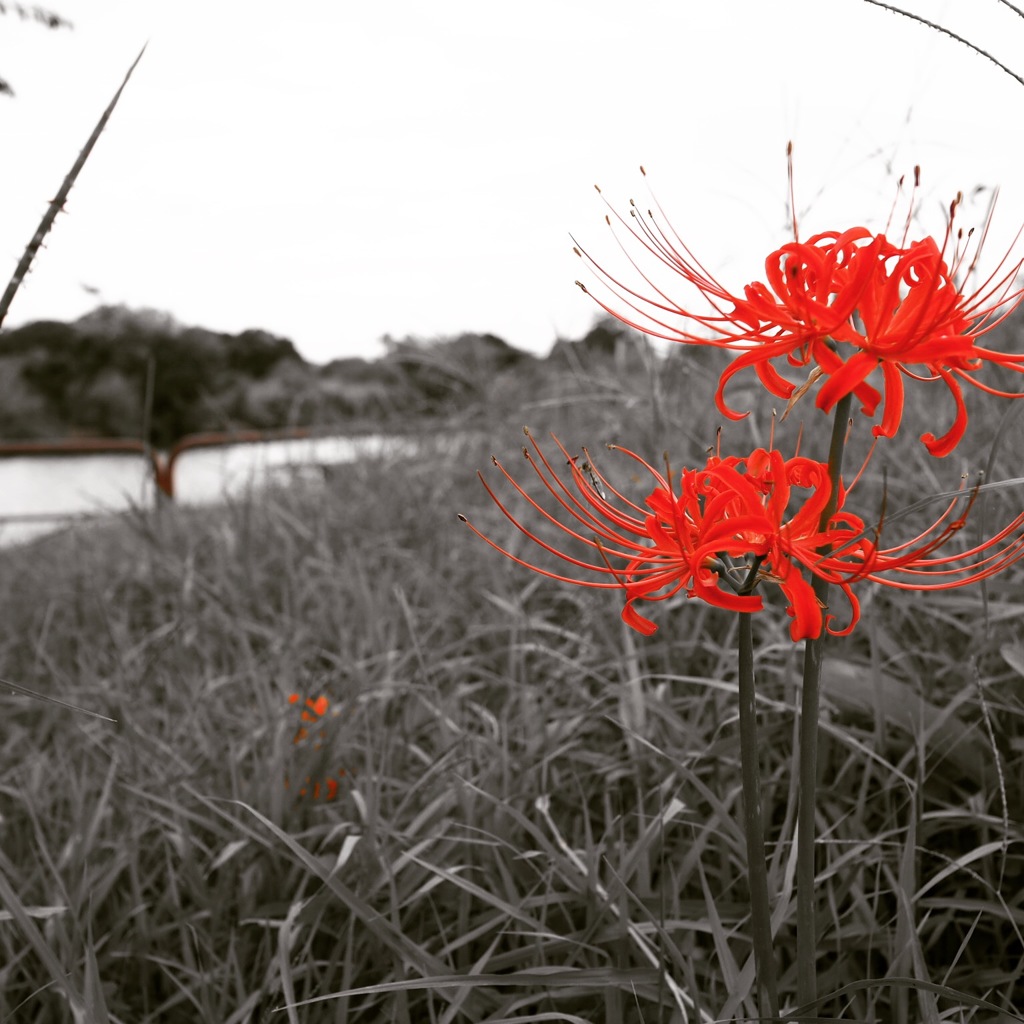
[0,44,146,329]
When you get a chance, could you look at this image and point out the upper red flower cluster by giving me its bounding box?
[576,184,1024,456]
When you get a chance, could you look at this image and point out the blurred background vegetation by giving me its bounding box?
[1,305,1024,1020]
[2,307,1023,1020]
[0,305,661,447]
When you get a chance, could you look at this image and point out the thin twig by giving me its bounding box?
[0,45,146,329]
[860,0,1024,88]
[995,0,1024,20]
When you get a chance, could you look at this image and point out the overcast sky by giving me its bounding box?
[1,0,1022,363]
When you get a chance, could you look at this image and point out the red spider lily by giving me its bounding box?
[461,434,1024,640]
[288,692,330,745]
[576,173,1024,457]
[285,693,346,801]
[462,432,865,640]
[837,477,1024,591]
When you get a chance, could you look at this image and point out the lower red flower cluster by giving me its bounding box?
[461,431,1024,640]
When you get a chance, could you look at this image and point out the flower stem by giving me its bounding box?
[736,557,779,1020]
[796,391,853,1009]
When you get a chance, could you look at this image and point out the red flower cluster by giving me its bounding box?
[576,184,1024,456]
[461,433,1024,640]
[285,693,346,801]
[465,165,1024,639]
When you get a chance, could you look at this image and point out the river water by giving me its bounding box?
[0,434,409,547]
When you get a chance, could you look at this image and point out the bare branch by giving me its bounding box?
[861,0,1024,88]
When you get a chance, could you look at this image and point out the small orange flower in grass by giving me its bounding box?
[576,167,1024,456]
[289,693,329,744]
[286,693,346,801]
[461,433,1024,640]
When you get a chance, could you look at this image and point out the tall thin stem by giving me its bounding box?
[796,391,853,1008]
[736,556,779,1020]
[0,47,146,330]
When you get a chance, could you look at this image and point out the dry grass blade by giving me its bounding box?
[799,977,1024,1022]
[233,799,496,1019]
[0,859,86,1019]
[0,676,116,721]
[535,794,710,1024]
[1,364,1022,1018]
[0,44,146,328]
[81,922,111,1024]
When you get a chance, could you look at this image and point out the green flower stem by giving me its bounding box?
[736,556,779,1020]
[796,390,853,1009]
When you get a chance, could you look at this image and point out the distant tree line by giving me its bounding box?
[0,305,640,447]
[0,307,306,445]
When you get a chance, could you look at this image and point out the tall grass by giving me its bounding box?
[1,346,1022,1022]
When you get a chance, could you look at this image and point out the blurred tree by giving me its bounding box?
[225,329,301,379]
[233,360,313,427]
[0,4,73,97]
[546,316,637,365]
[78,368,144,437]
[382,331,532,414]
[0,353,59,436]
[2,306,324,445]
[318,358,404,422]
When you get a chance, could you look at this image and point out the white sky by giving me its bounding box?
[1,0,1022,363]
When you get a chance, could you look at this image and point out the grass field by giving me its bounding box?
[1,342,1022,1023]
